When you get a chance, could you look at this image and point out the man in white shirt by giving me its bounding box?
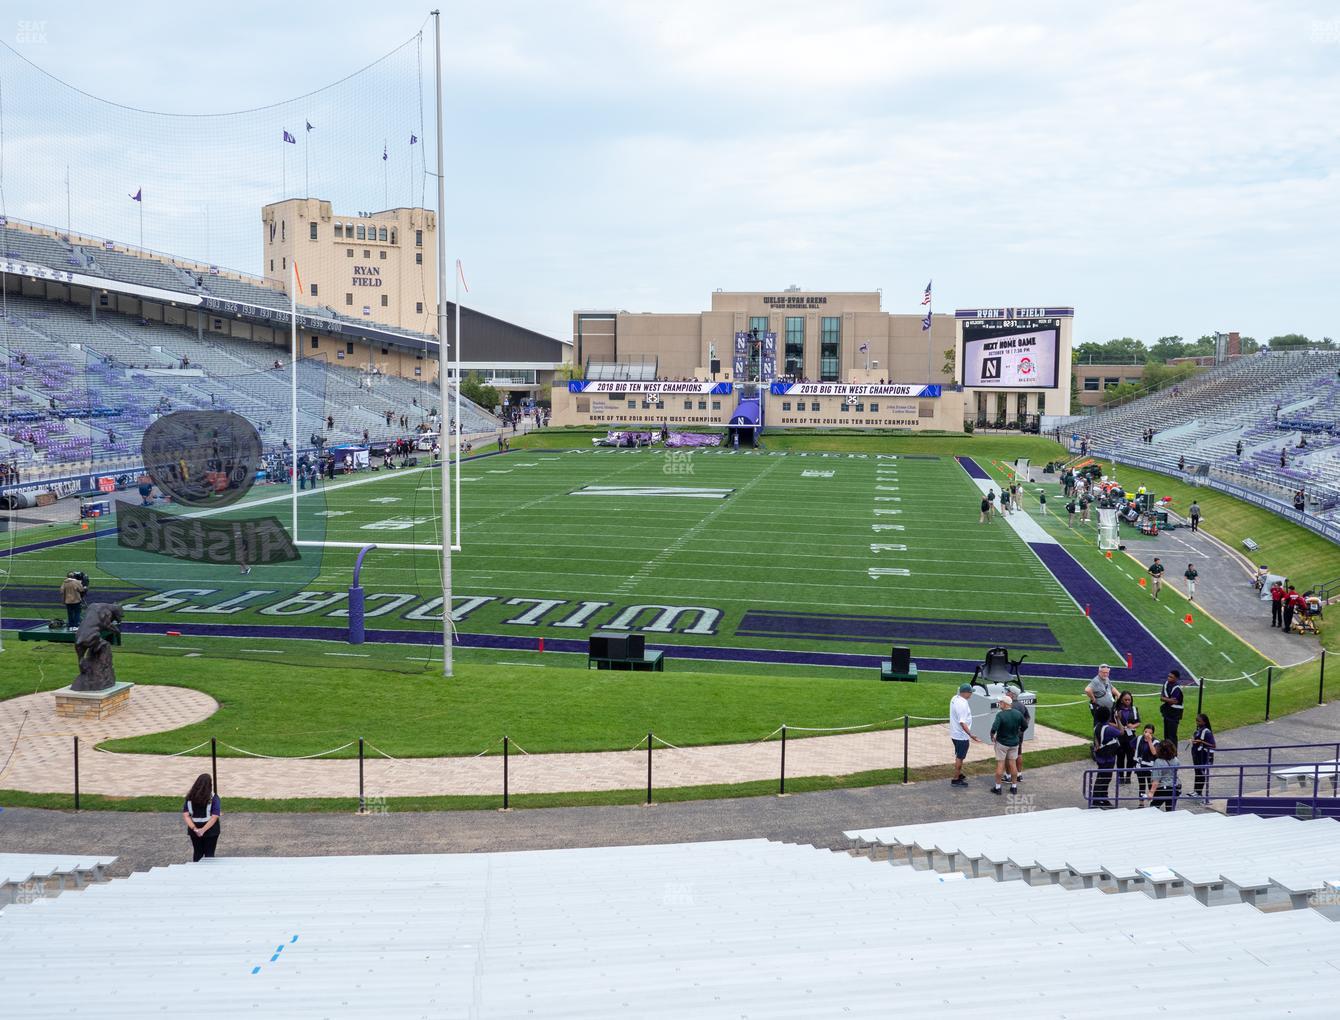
[949,684,982,787]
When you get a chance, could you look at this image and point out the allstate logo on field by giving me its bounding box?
[142,411,262,508]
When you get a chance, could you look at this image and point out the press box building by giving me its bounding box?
[554,290,1073,431]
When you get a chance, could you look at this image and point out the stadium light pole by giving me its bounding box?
[432,8,453,677]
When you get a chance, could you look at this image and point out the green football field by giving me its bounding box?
[1,443,1265,684]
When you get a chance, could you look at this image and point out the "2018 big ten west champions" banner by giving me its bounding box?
[960,316,1062,388]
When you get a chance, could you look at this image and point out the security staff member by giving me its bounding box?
[1147,557,1166,599]
[1159,669,1185,746]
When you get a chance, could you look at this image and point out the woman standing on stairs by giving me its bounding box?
[183,773,222,862]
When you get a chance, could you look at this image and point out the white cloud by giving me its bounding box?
[4,0,1338,343]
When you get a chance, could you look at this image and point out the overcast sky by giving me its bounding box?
[4,1,1337,346]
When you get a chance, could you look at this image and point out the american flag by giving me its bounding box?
[858,342,869,353]
[921,280,932,305]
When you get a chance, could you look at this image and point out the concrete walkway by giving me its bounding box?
[0,685,1083,799]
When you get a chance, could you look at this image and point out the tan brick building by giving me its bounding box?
[262,198,438,336]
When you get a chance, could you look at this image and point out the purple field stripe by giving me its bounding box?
[738,611,1061,647]
[2,616,1141,683]
[0,527,113,559]
[734,631,1063,652]
[756,609,1056,633]
[955,455,992,480]
[1026,542,1193,680]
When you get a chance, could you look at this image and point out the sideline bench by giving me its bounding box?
[19,623,122,646]
[879,645,918,682]
[586,632,664,672]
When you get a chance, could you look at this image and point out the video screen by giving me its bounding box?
[961,319,1061,388]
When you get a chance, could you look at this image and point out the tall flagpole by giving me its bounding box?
[138,200,143,252]
[432,8,453,677]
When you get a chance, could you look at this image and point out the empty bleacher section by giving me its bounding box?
[1072,349,1340,517]
[1,290,501,475]
[0,853,117,906]
[848,807,1340,911]
[1,839,1336,1016]
[76,246,197,292]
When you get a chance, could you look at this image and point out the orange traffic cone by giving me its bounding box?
[1104,550,1112,559]
[1184,613,1193,625]
[1138,577,1147,588]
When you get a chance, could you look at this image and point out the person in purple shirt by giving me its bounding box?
[182,773,221,862]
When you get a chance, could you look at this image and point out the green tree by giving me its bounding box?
[1148,336,1187,362]
[1268,334,1313,349]
[459,371,501,413]
[1239,335,1261,354]
[941,347,956,377]
[1073,337,1147,364]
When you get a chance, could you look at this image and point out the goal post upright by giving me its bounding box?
[432,7,453,677]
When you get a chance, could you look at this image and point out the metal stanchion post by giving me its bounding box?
[503,735,509,810]
[358,737,365,814]
[73,736,80,811]
[902,715,909,784]
[1320,649,1327,705]
[1196,678,1204,716]
[779,725,787,795]
[211,737,218,795]
[1265,666,1273,722]
[646,732,652,806]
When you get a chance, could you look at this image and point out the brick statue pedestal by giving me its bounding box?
[54,682,134,721]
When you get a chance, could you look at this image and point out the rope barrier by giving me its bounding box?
[163,740,213,758]
[0,709,30,783]
[219,740,355,760]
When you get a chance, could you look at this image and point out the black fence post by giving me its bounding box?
[358,737,365,814]
[73,736,80,811]
[1264,666,1274,722]
[1320,649,1327,705]
[646,732,653,806]
[210,737,218,796]
[503,736,509,810]
[902,715,909,785]
[779,726,787,795]
[1196,678,1204,716]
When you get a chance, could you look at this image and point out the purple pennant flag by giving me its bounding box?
[382,144,388,161]
[921,308,932,331]
[129,188,142,202]
[282,129,296,144]
[306,121,314,132]
[410,133,418,145]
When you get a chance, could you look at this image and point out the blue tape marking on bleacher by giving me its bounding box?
[251,967,260,975]
[270,954,280,962]
[290,935,298,943]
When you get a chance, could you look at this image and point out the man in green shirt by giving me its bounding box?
[990,695,1026,795]
[1148,557,1166,599]
[1184,563,1198,601]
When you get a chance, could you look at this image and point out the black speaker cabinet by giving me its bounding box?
[589,634,611,659]
[889,646,911,674]
[626,633,646,657]
[710,358,721,374]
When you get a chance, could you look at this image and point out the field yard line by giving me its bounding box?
[1198,634,1212,644]
[612,457,786,593]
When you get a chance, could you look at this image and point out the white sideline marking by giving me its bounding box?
[873,509,902,516]
[868,567,911,578]
[871,524,905,531]
[242,648,286,654]
[801,470,835,478]
[159,645,203,651]
[870,544,907,553]
[1198,634,1212,645]
[874,496,902,502]
[1220,651,1233,662]
[324,652,371,658]
[876,485,899,491]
